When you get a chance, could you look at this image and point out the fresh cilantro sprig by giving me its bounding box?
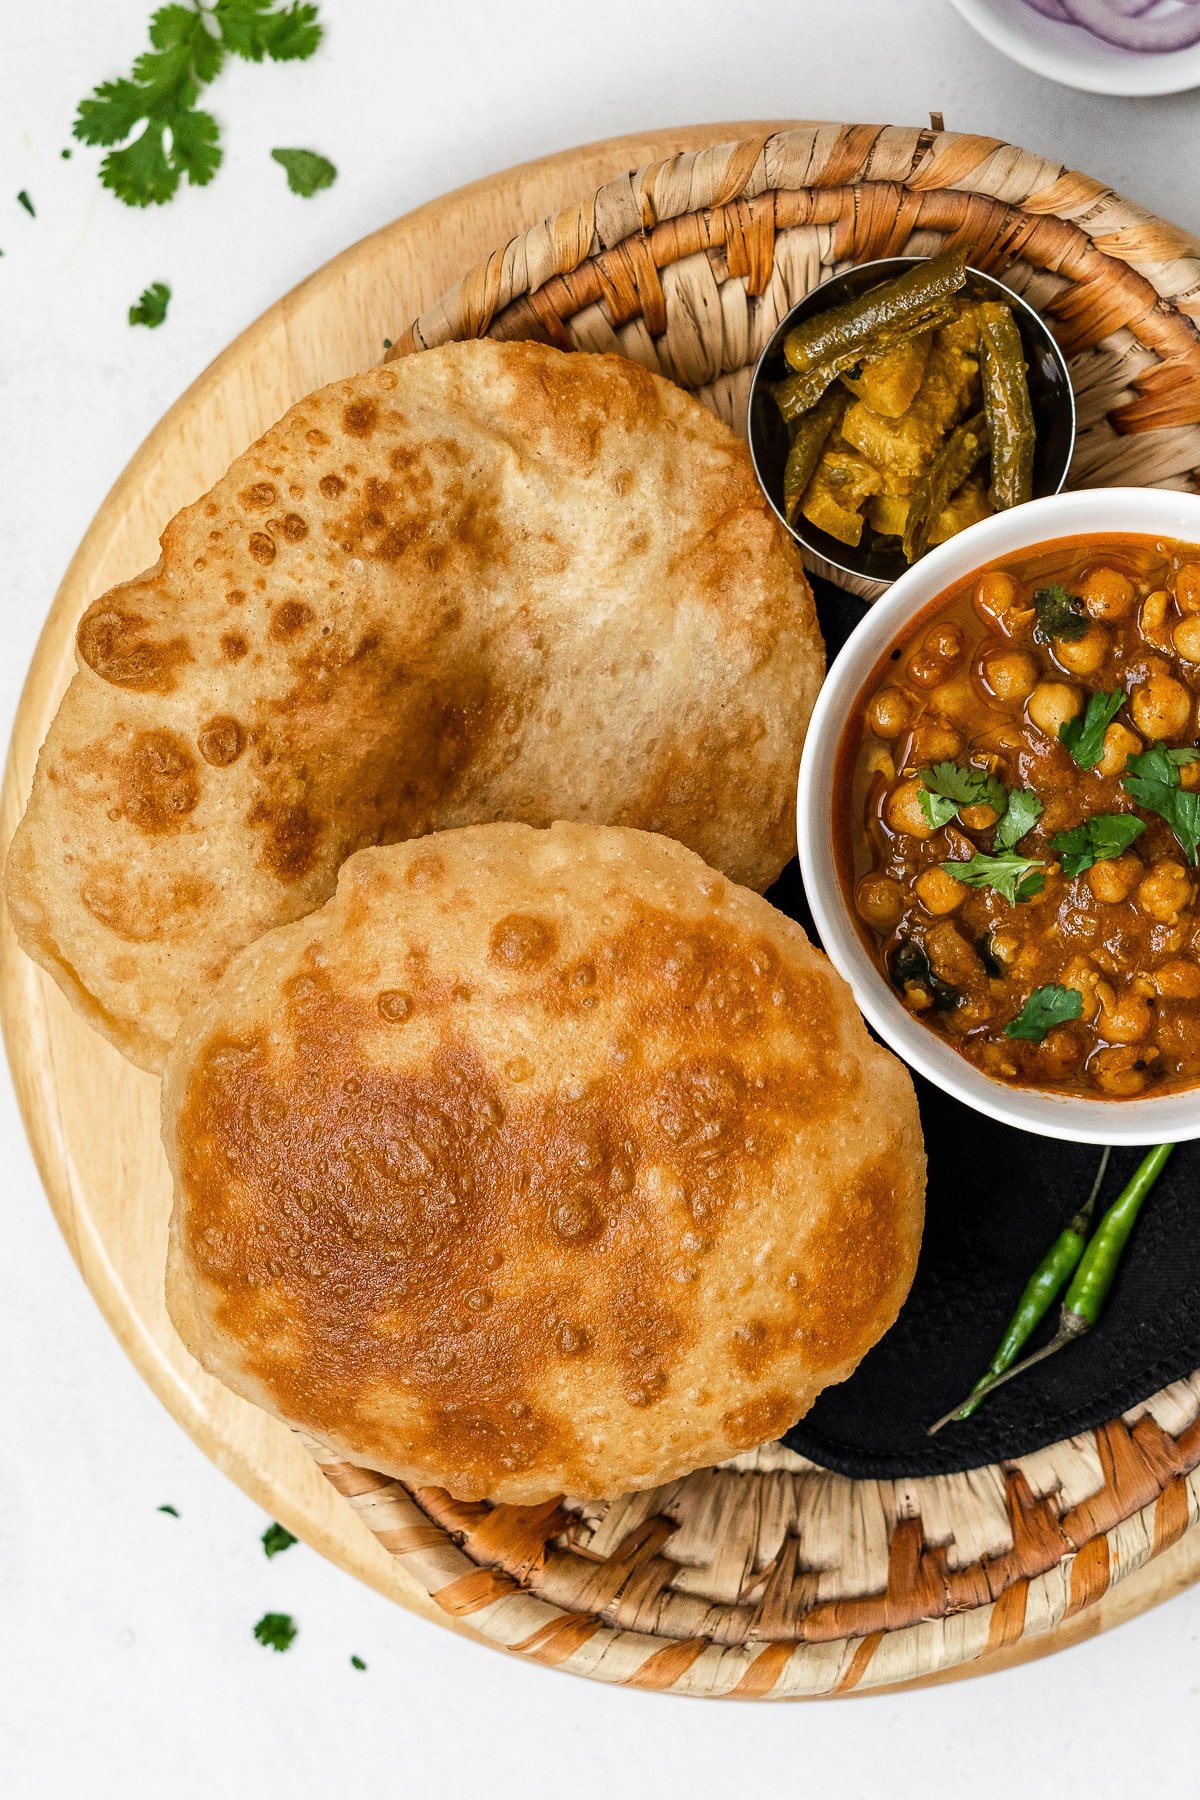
[73,2,324,207]
[1005,983,1084,1042]
[1123,745,1200,865]
[1059,688,1126,770]
[1050,813,1146,877]
[261,1521,297,1558]
[940,850,1046,905]
[254,1611,298,1652]
[918,761,1007,829]
[271,147,337,195]
[994,787,1043,852]
[129,280,171,327]
[1033,583,1088,645]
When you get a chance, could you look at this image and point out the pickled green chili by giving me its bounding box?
[979,301,1035,509]
[902,410,989,564]
[928,1145,1173,1434]
[781,387,846,523]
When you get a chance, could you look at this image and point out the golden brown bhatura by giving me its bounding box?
[6,341,823,1070]
[162,823,926,1505]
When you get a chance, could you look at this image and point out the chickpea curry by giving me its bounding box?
[837,534,1200,1099]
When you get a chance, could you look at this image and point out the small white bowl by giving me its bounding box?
[797,485,1200,1144]
[951,0,1200,97]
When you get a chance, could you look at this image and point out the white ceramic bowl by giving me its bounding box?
[951,0,1200,96]
[797,485,1200,1144]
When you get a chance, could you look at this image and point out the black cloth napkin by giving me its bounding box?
[773,577,1200,1479]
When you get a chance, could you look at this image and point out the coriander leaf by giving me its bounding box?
[1033,583,1087,644]
[215,0,323,61]
[917,760,1007,830]
[157,1503,180,1516]
[270,147,337,196]
[940,850,1047,906]
[16,189,35,217]
[1058,688,1125,770]
[918,787,959,830]
[129,280,171,327]
[262,1521,297,1558]
[254,1611,298,1652]
[1050,812,1146,878]
[993,786,1043,852]
[350,1654,367,1671]
[1006,983,1084,1042]
[1123,745,1200,864]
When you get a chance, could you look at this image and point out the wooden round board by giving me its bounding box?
[5,121,1200,1692]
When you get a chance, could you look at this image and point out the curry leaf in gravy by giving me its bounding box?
[993,787,1043,852]
[1005,983,1084,1042]
[1123,745,1200,865]
[918,760,1007,830]
[974,933,1005,978]
[940,850,1047,906]
[1033,584,1088,645]
[1058,689,1126,770]
[1050,813,1146,878]
[888,938,960,1011]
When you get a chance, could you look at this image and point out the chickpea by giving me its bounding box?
[1060,957,1102,1021]
[989,931,1021,968]
[1053,622,1111,678]
[1182,759,1200,792]
[1027,681,1082,737]
[907,622,966,689]
[1172,614,1200,663]
[1136,860,1194,925]
[1087,852,1142,905]
[867,685,915,738]
[1140,590,1172,648]
[1096,721,1142,778]
[1095,981,1153,1045]
[973,569,1020,625]
[855,874,906,932]
[959,803,999,831]
[904,722,963,767]
[1176,564,1200,615]
[1130,669,1192,741]
[1088,1044,1153,1097]
[863,746,896,782]
[1080,566,1136,621]
[982,648,1038,704]
[915,866,966,916]
[926,921,978,985]
[1151,958,1200,1000]
[1031,1026,1079,1080]
[886,777,937,839]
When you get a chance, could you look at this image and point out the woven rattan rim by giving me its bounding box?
[339,125,1200,1694]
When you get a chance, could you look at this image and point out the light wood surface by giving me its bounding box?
[4,121,1199,1690]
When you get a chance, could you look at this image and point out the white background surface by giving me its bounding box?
[3,3,1200,1794]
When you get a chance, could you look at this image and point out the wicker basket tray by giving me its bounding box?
[308,124,1200,1695]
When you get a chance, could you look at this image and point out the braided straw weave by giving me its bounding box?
[313,125,1200,1694]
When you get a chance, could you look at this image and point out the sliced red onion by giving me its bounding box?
[1056,0,1200,48]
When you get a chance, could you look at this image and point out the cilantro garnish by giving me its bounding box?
[993,787,1043,852]
[350,1654,367,1671]
[262,1521,297,1558]
[254,1611,298,1652]
[917,761,1007,830]
[1005,983,1084,1042]
[16,189,35,217]
[1033,583,1088,644]
[1058,688,1126,770]
[157,1503,180,1517]
[1122,745,1200,865]
[1050,813,1146,877]
[129,280,171,327]
[73,2,324,207]
[270,147,337,196]
[940,850,1046,905]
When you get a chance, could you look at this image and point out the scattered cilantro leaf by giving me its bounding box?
[888,939,959,1011]
[382,338,392,350]
[1050,813,1146,877]
[17,189,35,216]
[350,1654,367,1670]
[270,147,337,196]
[1058,688,1126,770]
[940,850,1047,906]
[993,787,1043,852]
[1033,583,1088,644]
[918,760,1007,830]
[61,148,72,160]
[262,1521,297,1558]
[129,280,171,327]
[254,1611,298,1652]
[74,2,323,206]
[1005,983,1084,1042]
[157,1503,180,1516]
[1123,745,1200,864]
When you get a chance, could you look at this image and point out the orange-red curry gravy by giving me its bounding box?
[835,534,1200,1098]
